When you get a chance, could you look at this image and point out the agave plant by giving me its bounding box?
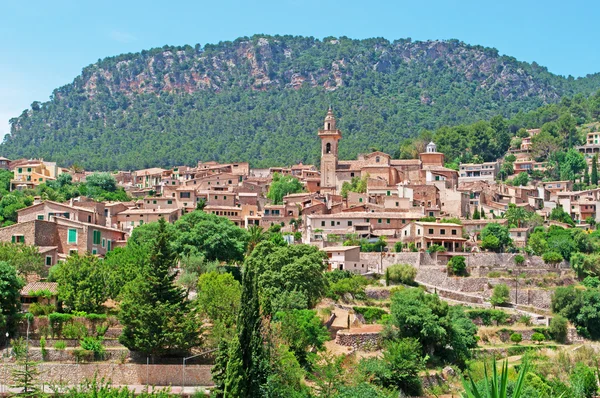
[461,359,528,398]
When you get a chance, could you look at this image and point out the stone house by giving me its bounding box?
[322,246,366,273]
[20,281,58,311]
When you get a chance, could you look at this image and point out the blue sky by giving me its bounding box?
[1,0,599,136]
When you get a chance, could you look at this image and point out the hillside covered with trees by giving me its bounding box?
[3,35,600,170]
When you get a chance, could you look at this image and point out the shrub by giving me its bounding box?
[570,363,597,398]
[549,315,569,343]
[353,306,388,323]
[447,256,466,276]
[48,312,74,338]
[518,315,532,326]
[490,284,510,307]
[510,333,522,344]
[531,332,545,344]
[328,274,369,300]
[63,321,88,340]
[582,276,600,288]
[542,251,563,266]
[385,264,417,285]
[514,254,525,266]
[80,336,105,360]
[466,309,509,326]
[40,336,47,360]
[53,341,66,350]
[28,302,55,316]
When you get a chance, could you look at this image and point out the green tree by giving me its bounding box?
[472,207,481,220]
[584,164,590,186]
[480,223,512,252]
[172,211,249,262]
[385,264,417,285]
[274,309,329,368]
[490,284,510,307]
[531,332,545,344]
[548,314,568,343]
[570,363,597,398]
[448,256,467,276]
[360,338,426,396]
[551,285,583,321]
[247,242,328,311]
[542,251,563,266]
[0,242,45,277]
[53,254,110,313]
[0,261,24,339]
[340,175,368,198]
[592,154,599,185]
[196,271,241,345]
[224,258,269,397]
[119,218,201,359]
[505,203,530,228]
[510,332,522,344]
[510,172,529,186]
[267,173,304,204]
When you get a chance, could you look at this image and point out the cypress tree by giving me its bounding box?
[584,164,590,186]
[592,155,599,186]
[224,261,269,397]
[473,208,481,220]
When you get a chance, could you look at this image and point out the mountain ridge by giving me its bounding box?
[4,35,600,170]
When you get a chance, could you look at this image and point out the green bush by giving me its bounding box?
[353,306,388,323]
[447,256,467,276]
[28,302,55,316]
[80,336,105,360]
[490,284,510,307]
[53,341,66,350]
[385,264,417,285]
[542,251,563,265]
[48,312,73,338]
[570,363,597,398]
[518,315,532,326]
[549,315,569,343]
[63,321,88,340]
[510,333,522,344]
[465,309,509,326]
[514,254,525,266]
[531,332,545,344]
[328,274,369,300]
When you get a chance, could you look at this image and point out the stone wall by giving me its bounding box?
[335,331,381,350]
[0,363,214,386]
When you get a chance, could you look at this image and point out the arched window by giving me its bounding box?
[325,143,331,154]
[376,156,380,163]
[327,123,331,130]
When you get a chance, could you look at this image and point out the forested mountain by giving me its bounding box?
[4,35,600,170]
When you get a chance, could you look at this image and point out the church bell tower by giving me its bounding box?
[318,108,342,193]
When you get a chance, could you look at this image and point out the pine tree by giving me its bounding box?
[592,155,599,186]
[119,218,201,359]
[10,360,40,397]
[584,164,590,186]
[224,261,269,397]
[211,340,230,398]
[473,207,481,220]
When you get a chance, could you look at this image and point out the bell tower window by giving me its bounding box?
[325,143,331,154]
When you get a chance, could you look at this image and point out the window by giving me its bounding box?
[417,229,421,235]
[377,219,382,224]
[11,235,24,243]
[153,200,157,204]
[37,215,44,220]
[348,221,353,226]
[428,228,434,234]
[325,143,331,154]
[88,215,92,223]
[321,221,325,227]
[336,221,340,225]
[440,229,446,235]
[17,168,22,173]
[107,240,111,251]
[214,196,218,200]
[69,249,78,255]
[402,219,406,224]
[45,256,52,266]
[376,156,380,163]
[68,229,77,244]
[93,230,101,245]
[27,168,31,172]
[167,200,172,205]
[386,219,390,224]
[396,202,399,207]
[429,212,434,217]
[331,221,335,226]
[386,191,391,196]
[452,229,457,235]
[180,192,191,199]
[92,249,97,255]
[102,238,106,248]
[359,198,363,203]
[350,173,355,177]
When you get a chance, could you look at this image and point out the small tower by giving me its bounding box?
[318,108,342,193]
[426,141,437,153]
[419,141,445,167]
